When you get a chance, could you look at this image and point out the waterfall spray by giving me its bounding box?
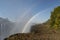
[22,8,49,33]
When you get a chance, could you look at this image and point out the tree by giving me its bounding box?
[50,6,60,30]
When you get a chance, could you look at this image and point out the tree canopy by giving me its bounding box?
[50,6,60,30]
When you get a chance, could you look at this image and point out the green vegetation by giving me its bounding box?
[50,6,60,30]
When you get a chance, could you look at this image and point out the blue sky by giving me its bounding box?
[0,0,60,22]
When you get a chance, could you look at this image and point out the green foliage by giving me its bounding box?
[50,6,60,30]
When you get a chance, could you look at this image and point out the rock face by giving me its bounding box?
[4,6,60,40]
[4,33,60,40]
